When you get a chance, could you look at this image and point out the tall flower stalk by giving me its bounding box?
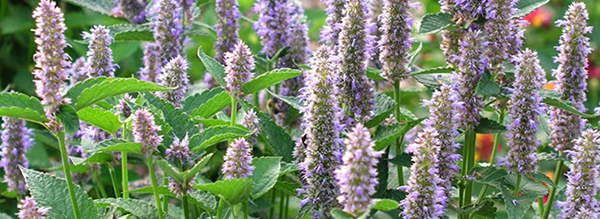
[0,117,33,194]
[224,41,255,126]
[214,0,240,63]
[505,49,545,175]
[84,25,116,77]
[32,1,80,218]
[253,0,290,58]
[139,43,162,83]
[335,123,381,217]
[320,0,345,47]
[337,0,374,125]
[153,0,184,65]
[482,0,523,75]
[298,47,344,218]
[366,0,383,68]
[222,138,254,179]
[558,129,600,218]
[378,0,412,82]
[114,0,146,23]
[159,56,189,107]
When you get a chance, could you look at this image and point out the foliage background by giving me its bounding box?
[0,0,599,217]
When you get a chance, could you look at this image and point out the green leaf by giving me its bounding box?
[21,168,98,219]
[242,68,302,94]
[476,72,502,96]
[411,66,454,76]
[64,0,114,15]
[197,48,226,86]
[0,92,47,123]
[76,140,141,164]
[145,94,198,139]
[371,199,400,211]
[188,190,217,213]
[389,153,412,167]
[190,125,249,152]
[472,165,509,186]
[419,12,453,34]
[367,67,386,81]
[374,119,424,150]
[475,117,506,133]
[366,94,396,128]
[183,153,214,181]
[515,0,550,17]
[107,24,153,42]
[95,198,156,218]
[157,159,184,183]
[77,107,122,134]
[57,105,80,135]
[254,106,295,161]
[67,77,168,110]
[251,157,282,198]
[187,89,231,118]
[130,186,176,197]
[266,90,304,111]
[543,96,600,120]
[330,208,353,219]
[194,178,253,205]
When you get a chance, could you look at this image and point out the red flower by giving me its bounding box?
[524,7,553,28]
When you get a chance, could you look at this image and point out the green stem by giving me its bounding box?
[269,190,275,219]
[56,131,81,219]
[121,151,129,199]
[92,169,107,198]
[148,159,164,219]
[107,164,119,197]
[460,129,476,219]
[476,109,506,203]
[231,96,238,125]
[217,199,225,219]
[182,194,190,219]
[283,196,289,219]
[393,80,405,186]
[278,192,285,219]
[514,174,522,196]
[542,158,564,219]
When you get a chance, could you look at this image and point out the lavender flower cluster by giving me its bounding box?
[0,117,33,193]
[84,25,117,77]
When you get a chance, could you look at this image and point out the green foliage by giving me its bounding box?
[515,0,551,17]
[194,178,253,205]
[251,157,282,198]
[190,125,249,152]
[77,107,122,134]
[242,68,302,94]
[95,198,157,218]
[419,13,453,34]
[197,49,226,86]
[0,92,47,123]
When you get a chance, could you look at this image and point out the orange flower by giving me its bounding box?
[476,133,501,162]
[524,7,553,28]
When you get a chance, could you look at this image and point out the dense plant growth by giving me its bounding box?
[0,0,599,218]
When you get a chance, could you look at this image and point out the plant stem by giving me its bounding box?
[231,96,238,125]
[269,190,275,219]
[476,109,506,203]
[217,199,225,219]
[393,80,405,186]
[542,157,564,219]
[182,194,190,219]
[514,174,522,196]
[148,159,164,219]
[121,151,129,199]
[460,129,476,219]
[243,202,249,219]
[92,169,107,198]
[107,164,119,197]
[278,192,285,219]
[283,196,289,219]
[56,131,81,219]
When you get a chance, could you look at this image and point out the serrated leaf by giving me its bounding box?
[366,94,396,128]
[187,90,231,118]
[473,166,509,185]
[64,0,114,15]
[192,118,235,127]
[331,208,353,219]
[76,140,141,164]
[67,77,168,110]
[188,190,217,213]
[183,153,214,180]
[145,94,198,139]
[95,198,156,218]
[476,72,502,96]
[77,107,121,134]
[515,0,550,17]
[374,119,424,150]
[371,199,400,211]
[197,48,226,86]
[251,104,294,161]
[251,157,282,198]
[367,67,385,81]
[190,125,249,152]
[107,24,153,42]
[419,12,453,34]
[182,88,229,114]
[194,178,253,205]
[157,159,184,183]
[266,90,304,111]
[411,66,454,75]
[21,168,98,219]
[543,96,599,120]
[0,92,47,123]
[389,153,412,167]
[130,186,176,197]
[242,68,302,94]
[475,117,506,133]
[57,105,80,135]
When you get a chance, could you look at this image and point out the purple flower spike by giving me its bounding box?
[451,29,488,130]
[505,49,545,174]
[549,2,592,152]
[253,0,290,58]
[114,0,146,23]
[337,0,374,124]
[0,117,33,193]
[132,109,163,156]
[84,25,117,77]
[423,84,461,211]
[69,57,88,85]
[242,109,259,137]
[366,0,383,68]
[165,134,191,165]
[440,0,485,24]
[17,197,50,219]
[32,0,70,123]
[320,0,346,47]
[378,0,413,81]
[335,123,382,217]
[153,0,184,65]
[215,0,240,63]
[483,0,524,74]
[222,138,254,179]
[559,129,600,218]
[298,47,344,218]
[139,43,162,83]
[224,41,255,97]
[159,55,189,107]
[400,126,445,219]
